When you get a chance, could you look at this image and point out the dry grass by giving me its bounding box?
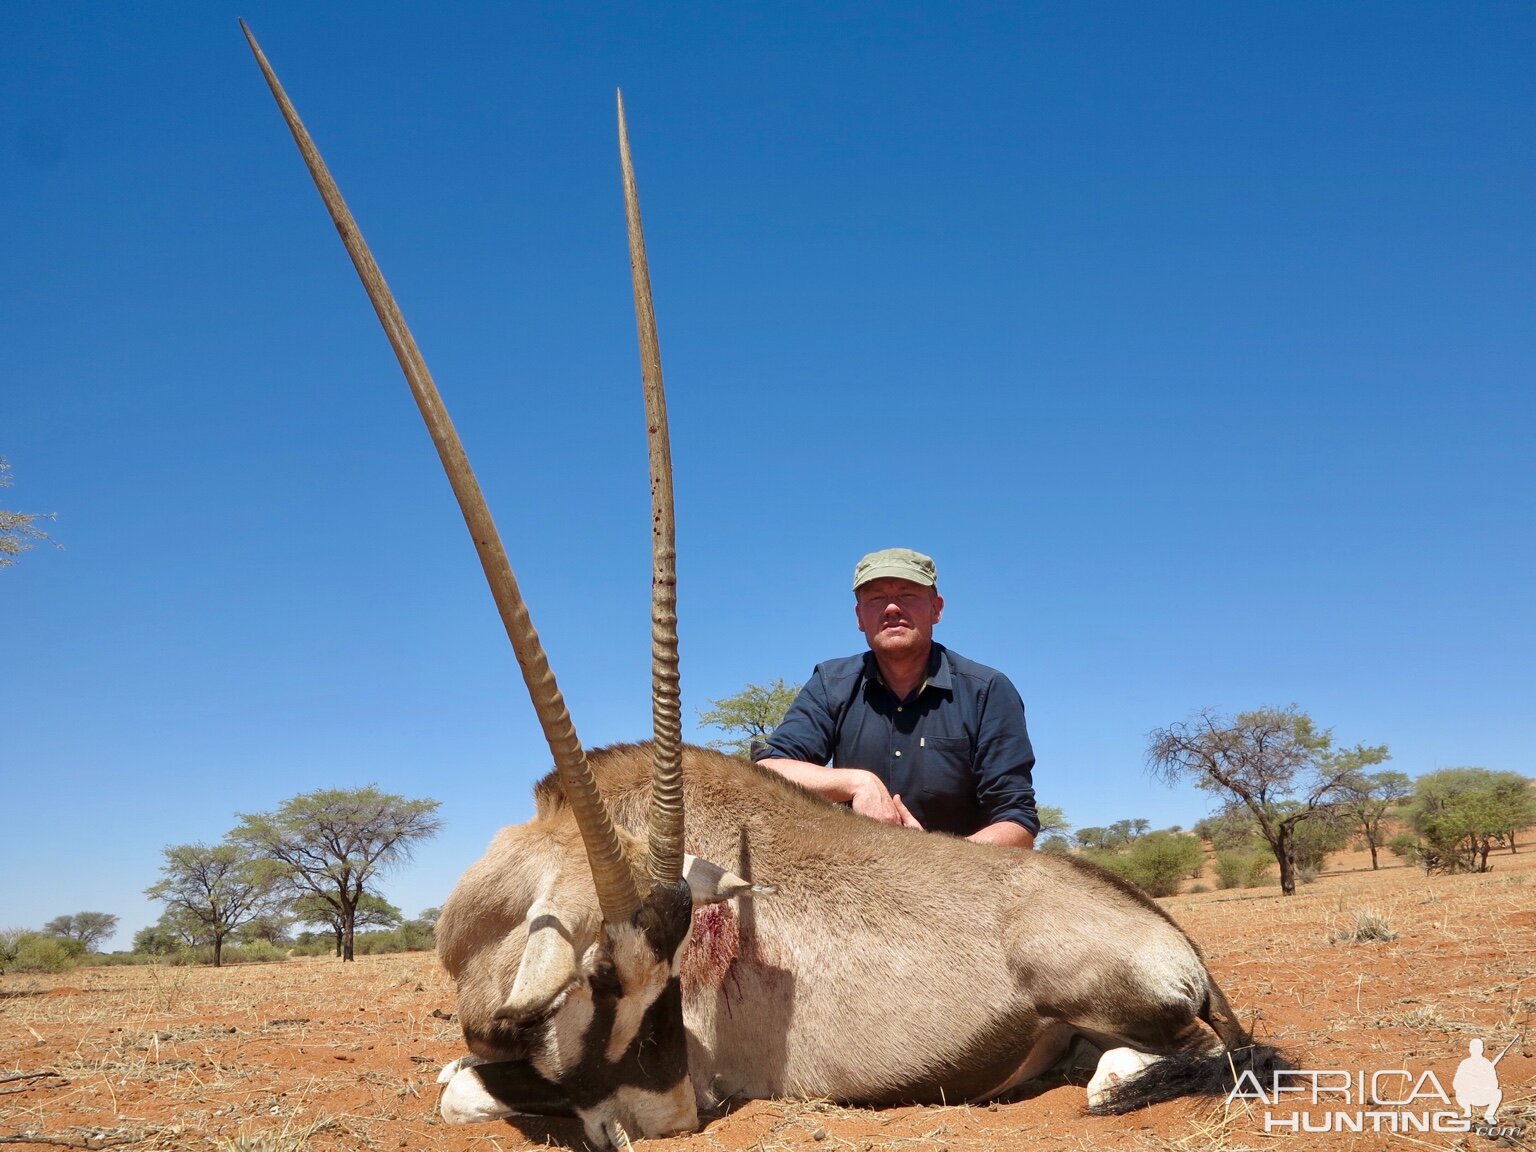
[0,957,460,1151]
[1325,905,1400,944]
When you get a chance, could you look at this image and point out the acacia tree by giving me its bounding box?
[42,912,119,951]
[0,457,56,567]
[698,679,800,759]
[145,843,277,966]
[1340,769,1413,869]
[1404,768,1536,872]
[1192,810,1259,851]
[233,786,441,962]
[235,913,295,946]
[1034,805,1071,850]
[1147,706,1388,896]
[1491,773,1536,853]
[134,907,209,955]
[1110,818,1150,843]
[1288,807,1353,875]
[1073,818,1148,851]
[291,891,401,958]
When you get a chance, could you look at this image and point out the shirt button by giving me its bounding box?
[894,750,902,757]
[896,706,903,712]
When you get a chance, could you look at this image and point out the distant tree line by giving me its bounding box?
[1387,767,1534,873]
[142,784,442,965]
[2,785,441,974]
[1149,706,1534,891]
[1146,705,1392,895]
[0,913,120,975]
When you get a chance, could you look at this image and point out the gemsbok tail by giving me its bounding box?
[1089,977,1290,1114]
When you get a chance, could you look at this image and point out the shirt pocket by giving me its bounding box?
[919,736,973,799]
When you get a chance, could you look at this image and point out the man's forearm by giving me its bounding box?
[756,757,863,802]
[968,820,1035,849]
[759,758,918,828]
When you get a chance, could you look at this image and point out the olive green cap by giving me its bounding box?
[852,547,937,590]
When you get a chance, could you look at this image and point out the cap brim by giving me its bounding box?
[853,564,936,589]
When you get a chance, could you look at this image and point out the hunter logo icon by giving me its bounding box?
[1453,1036,1514,1124]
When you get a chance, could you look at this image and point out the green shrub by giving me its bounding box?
[354,931,402,956]
[1213,852,1246,889]
[1079,834,1204,898]
[354,923,435,955]
[134,941,289,967]
[1388,831,1446,873]
[1193,812,1261,852]
[1076,847,1125,874]
[1292,818,1351,874]
[282,926,435,959]
[2,932,80,973]
[1215,851,1272,890]
[221,940,287,965]
[1244,855,1273,887]
[94,951,169,967]
[1119,832,1205,898]
[0,928,23,973]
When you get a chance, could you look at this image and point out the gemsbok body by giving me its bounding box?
[435,741,1271,1145]
[241,24,1280,1149]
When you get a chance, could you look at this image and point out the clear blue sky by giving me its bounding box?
[4,3,1532,948]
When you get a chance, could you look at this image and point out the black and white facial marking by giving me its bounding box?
[521,878,697,1149]
[443,855,761,1142]
[438,1055,570,1124]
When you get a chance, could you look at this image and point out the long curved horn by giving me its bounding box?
[617,92,684,890]
[242,22,640,924]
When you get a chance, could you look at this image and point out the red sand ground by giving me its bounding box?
[3,845,1532,1151]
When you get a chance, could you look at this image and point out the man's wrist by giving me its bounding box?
[967,820,1035,848]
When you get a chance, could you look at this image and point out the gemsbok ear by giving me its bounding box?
[683,854,775,905]
[494,899,582,1021]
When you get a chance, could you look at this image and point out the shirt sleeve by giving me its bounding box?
[972,673,1039,834]
[752,665,837,766]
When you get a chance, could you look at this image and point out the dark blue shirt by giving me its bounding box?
[753,644,1039,837]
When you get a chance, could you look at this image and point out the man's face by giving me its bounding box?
[855,577,944,662]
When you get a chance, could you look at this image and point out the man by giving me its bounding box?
[753,547,1039,847]
[1453,1038,1503,1124]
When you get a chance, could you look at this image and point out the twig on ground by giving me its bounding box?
[0,1071,65,1086]
[0,1134,142,1149]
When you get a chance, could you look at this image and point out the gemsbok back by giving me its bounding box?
[242,24,1283,1149]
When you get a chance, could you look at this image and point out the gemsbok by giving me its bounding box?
[241,23,1282,1150]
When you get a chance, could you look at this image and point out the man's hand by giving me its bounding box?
[848,769,903,825]
[758,759,924,830]
[848,773,925,829]
[891,793,924,830]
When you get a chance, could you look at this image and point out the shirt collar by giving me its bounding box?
[926,644,954,691]
[862,643,953,697]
